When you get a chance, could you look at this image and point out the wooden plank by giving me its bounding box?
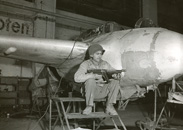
[52,97,85,102]
[0,99,16,105]
[66,112,116,119]
[52,97,106,102]
[167,99,183,104]
[0,92,17,98]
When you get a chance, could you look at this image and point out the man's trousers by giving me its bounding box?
[84,79,120,106]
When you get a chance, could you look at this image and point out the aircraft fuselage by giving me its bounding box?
[0,27,183,87]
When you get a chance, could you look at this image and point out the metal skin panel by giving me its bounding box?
[0,35,88,64]
[0,27,183,88]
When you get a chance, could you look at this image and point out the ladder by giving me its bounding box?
[49,97,127,130]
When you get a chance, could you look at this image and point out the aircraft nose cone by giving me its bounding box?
[154,30,183,81]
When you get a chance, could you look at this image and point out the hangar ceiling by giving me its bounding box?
[56,0,142,27]
[158,0,183,34]
[56,0,183,34]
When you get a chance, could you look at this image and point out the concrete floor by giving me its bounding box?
[0,103,183,130]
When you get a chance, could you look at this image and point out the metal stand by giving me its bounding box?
[49,97,127,130]
[136,85,159,130]
[137,77,183,130]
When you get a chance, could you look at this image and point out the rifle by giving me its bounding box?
[87,69,126,83]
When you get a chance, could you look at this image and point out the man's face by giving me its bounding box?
[91,50,103,63]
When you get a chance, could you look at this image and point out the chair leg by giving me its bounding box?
[117,115,127,130]
[111,117,119,130]
[95,118,106,130]
[55,101,66,130]
[60,101,71,130]
[93,119,95,130]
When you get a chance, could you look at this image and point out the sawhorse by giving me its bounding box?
[49,97,127,130]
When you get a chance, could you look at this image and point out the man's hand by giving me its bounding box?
[112,73,121,80]
[95,78,107,84]
[88,73,106,84]
[95,74,106,84]
[87,73,102,80]
[94,74,103,80]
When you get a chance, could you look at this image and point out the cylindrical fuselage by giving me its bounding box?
[89,28,183,87]
[0,28,183,87]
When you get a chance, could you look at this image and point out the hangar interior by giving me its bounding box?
[0,0,183,130]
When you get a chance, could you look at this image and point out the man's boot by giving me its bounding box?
[105,104,118,115]
[82,106,92,115]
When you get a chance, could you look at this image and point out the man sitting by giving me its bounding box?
[74,44,121,115]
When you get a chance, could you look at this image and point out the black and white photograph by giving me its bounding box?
[0,0,183,130]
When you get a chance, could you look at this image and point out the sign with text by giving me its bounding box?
[0,16,33,36]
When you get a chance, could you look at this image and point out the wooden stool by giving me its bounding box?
[49,97,127,130]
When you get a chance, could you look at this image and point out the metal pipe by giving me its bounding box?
[154,86,157,122]
[172,77,176,92]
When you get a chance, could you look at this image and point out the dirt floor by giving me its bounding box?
[1,102,183,130]
[0,94,183,130]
